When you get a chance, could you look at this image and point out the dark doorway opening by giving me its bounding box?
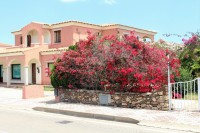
[32,63,36,84]
[27,35,31,47]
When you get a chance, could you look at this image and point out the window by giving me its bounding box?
[11,64,21,79]
[48,63,54,71]
[20,36,23,44]
[54,30,61,43]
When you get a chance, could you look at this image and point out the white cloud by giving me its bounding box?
[61,0,85,3]
[104,0,117,5]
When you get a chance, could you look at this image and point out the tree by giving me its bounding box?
[179,32,200,78]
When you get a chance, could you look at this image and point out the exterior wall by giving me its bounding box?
[57,88,169,111]
[15,34,22,46]
[49,26,73,48]
[72,25,100,44]
[102,29,118,36]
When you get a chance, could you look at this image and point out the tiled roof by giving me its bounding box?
[12,20,157,34]
[0,43,12,47]
[51,20,101,27]
[0,46,39,54]
[41,47,69,53]
[50,21,156,33]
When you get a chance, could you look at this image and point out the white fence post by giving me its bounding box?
[198,78,200,111]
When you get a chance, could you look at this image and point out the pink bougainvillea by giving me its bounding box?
[51,32,180,93]
[182,35,198,45]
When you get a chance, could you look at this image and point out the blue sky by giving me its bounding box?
[0,0,199,45]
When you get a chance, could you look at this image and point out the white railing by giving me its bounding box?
[169,78,200,111]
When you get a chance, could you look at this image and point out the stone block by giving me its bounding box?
[152,97,156,102]
[158,91,163,95]
[22,85,44,99]
[141,104,146,108]
[152,107,158,110]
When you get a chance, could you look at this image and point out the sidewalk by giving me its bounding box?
[0,87,200,132]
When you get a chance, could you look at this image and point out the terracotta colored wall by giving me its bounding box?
[15,34,22,46]
[72,25,100,44]
[49,26,73,48]
[102,29,118,36]
[5,55,25,67]
[22,85,44,99]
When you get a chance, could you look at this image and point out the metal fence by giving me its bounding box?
[169,78,200,111]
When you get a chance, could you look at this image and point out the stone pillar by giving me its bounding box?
[55,89,65,103]
[24,66,29,85]
[6,66,11,87]
[37,66,41,84]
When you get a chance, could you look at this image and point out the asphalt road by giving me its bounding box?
[0,107,190,133]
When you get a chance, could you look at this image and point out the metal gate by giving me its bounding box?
[169,78,200,111]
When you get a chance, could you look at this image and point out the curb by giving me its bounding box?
[33,107,139,124]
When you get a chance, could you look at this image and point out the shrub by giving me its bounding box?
[51,32,180,93]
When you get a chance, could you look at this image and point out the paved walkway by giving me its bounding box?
[0,87,200,133]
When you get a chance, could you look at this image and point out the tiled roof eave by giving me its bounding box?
[0,51,24,57]
[40,47,69,53]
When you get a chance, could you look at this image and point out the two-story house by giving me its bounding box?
[0,20,156,86]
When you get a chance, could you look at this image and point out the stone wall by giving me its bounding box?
[58,88,169,111]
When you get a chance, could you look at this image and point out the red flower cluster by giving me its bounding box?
[52,32,180,93]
